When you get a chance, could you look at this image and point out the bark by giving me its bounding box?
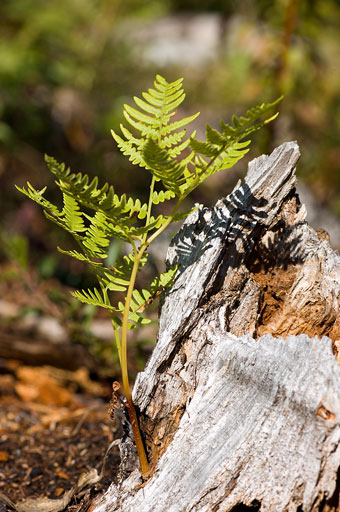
[93,142,340,512]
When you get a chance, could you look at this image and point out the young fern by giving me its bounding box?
[16,74,281,475]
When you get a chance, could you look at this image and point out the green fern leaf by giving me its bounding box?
[142,138,190,195]
[57,247,103,267]
[16,75,282,389]
[133,96,159,116]
[220,97,282,140]
[205,124,226,146]
[189,138,220,158]
[62,193,86,233]
[72,288,114,310]
[114,75,200,188]
[124,103,160,127]
[82,212,110,258]
[160,113,200,136]
[151,189,176,205]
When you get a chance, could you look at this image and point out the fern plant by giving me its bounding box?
[16,75,281,475]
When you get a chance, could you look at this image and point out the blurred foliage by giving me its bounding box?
[1,0,340,285]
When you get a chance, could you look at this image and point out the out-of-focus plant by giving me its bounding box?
[168,0,340,212]
[0,0,166,221]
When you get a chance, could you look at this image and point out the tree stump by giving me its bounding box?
[93,142,340,512]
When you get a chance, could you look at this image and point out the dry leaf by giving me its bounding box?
[0,451,9,462]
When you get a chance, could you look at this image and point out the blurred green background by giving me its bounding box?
[1,0,340,371]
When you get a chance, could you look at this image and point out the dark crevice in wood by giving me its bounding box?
[320,464,340,511]
[230,500,261,511]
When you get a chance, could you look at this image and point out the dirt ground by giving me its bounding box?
[0,360,122,512]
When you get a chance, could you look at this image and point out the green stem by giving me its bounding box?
[120,247,149,474]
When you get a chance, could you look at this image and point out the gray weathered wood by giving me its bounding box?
[93,142,340,512]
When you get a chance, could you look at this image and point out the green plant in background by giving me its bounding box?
[16,75,280,474]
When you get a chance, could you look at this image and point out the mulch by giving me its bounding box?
[0,362,122,512]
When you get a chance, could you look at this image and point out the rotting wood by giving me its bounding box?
[93,141,340,512]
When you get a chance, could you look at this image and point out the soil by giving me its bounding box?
[0,361,121,512]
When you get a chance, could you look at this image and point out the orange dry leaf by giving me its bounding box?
[0,451,9,462]
[15,366,72,406]
[57,470,69,480]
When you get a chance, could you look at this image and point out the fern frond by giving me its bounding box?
[97,252,148,293]
[16,75,282,410]
[15,183,60,218]
[151,189,176,204]
[113,75,200,188]
[82,212,110,258]
[45,156,148,225]
[219,97,282,140]
[57,246,102,267]
[160,113,200,136]
[187,98,281,193]
[142,138,192,195]
[62,193,86,233]
[72,287,114,310]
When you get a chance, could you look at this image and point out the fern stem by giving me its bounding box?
[121,248,149,474]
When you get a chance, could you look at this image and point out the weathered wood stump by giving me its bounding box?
[94,142,340,512]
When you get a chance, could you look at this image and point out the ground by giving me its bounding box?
[0,269,127,512]
[0,361,121,512]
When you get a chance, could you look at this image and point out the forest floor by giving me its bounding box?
[0,361,122,512]
[0,266,145,512]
